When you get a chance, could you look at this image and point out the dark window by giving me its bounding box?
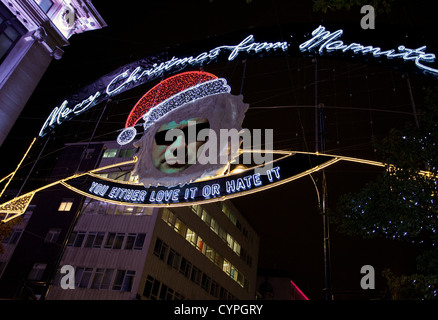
[112,270,135,291]
[179,258,192,278]
[0,3,26,64]
[159,284,168,300]
[124,233,135,250]
[73,232,86,247]
[151,277,160,300]
[134,233,146,250]
[104,233,116,248]
[118,148,134,158]
[143,275,154,298]
[84,233,96,248]
[94,232,105,248]
[113,233,125,249]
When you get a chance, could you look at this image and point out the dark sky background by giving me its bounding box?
[1,0,437,299]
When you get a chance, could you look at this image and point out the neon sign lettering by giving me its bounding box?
[299,25,438,76]
[38,26,438,138]
[39,35,287,137]
[54,152,336,208]
[39,91,101,137]
[214,35,289,61]
[76,165,283,206]
[104,36,288,97]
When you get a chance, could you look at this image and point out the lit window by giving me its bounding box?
[229,212,237,225]
[226,234,234,249]
[102,148,117,158]
[58,199,73,211]
[162,208,174,226]
[128,173,139,182]
[118,148,134,158]
[191,205,202,217]
[234,242,241,256]
[210,218,219,233]
[174,218,186,236]
[205,245,215,262]
[109,171,128,181]
[214,252,224,268]
[96,173,108,179]
[185,228,196,246]
[223,260,231,276]
[196,236,204,253]
[230,266,237,281]
[124,206,134,214]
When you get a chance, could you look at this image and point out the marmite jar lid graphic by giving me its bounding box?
[117,71,249,187]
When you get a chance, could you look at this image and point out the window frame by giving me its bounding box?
[44,229,61,244]
[58,199,74,212]
[28,263,47,281]
[0,3,26,63]
[102,148,118,158]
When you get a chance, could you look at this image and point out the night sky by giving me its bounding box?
[1,0,437,299]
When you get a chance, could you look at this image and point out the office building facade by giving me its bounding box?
[0,140,260,300]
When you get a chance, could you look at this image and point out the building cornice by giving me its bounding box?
[1,0,106,59]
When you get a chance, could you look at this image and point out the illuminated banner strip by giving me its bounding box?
[61,153,337,207]
[38,24,438,138]
[4,151,434,223]
[0,151,397,223]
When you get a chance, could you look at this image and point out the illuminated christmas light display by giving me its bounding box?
[37,25,438,139]
[126,71,218,128]
[123,69,248,187]
[1,151,407,224]
[3,25,438,227]
[142,78,231,131]
[117,72,231,145]
[0,192,35,223]
[299,25,438,76]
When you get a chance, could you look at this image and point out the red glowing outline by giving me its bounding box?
[125,71,218,128]
[290,280,309,300]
